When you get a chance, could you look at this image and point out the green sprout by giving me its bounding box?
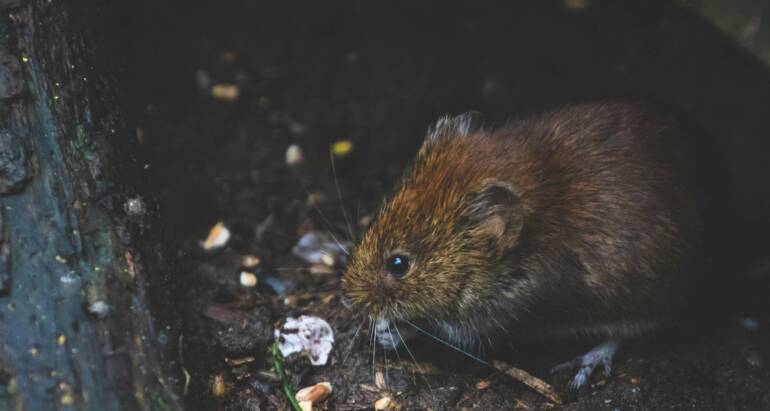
[272,340,303,411]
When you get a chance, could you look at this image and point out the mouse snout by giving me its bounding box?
[341,270,399,318]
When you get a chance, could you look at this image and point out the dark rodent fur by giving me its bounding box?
[342,101,726,349]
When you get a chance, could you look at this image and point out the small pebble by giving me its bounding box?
[59,383,75,406]
[124,196,146,217]
[263,276,288,295]
[475,379,491,390]
[60,393,75,406]
[195,69,212,90]
[740,317,760,332]
[563,0,591,10]
[283,295,298,306]
[306,191,324,207]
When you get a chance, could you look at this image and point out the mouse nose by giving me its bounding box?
[341,267,398,316]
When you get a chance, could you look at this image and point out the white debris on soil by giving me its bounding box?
[285,143,304,166]
[274,315,334,366]
[88,301,110,319]
[292,231,350,266]
[200,222,231,251]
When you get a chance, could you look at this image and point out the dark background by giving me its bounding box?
[92,0,770,409]
[106,0,770,243]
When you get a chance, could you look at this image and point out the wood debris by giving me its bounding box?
[492,360,562,405]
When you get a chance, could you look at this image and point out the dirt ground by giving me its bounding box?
[100,0,770,409]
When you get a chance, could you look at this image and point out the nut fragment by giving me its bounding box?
[331,140,353,157]
[211,374,227,397]
[375,396,400,410]
[475,379,492,390]
[298,401,313,411]
[295,381,332,403]
[285,144,304,166]
[202,222,230,250]
[239,271,258,287]
[320,252,335,267]
[211,84,239,102]
[241,255,261,268]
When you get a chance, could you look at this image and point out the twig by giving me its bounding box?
[492,360,562,405]
[272,341,303,411]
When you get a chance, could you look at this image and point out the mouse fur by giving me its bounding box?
[342,101,718,349]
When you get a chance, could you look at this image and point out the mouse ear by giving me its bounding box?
[424,111,484,145]
[463,179,524,251]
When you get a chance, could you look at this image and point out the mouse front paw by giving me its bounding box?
[550,339,620,389]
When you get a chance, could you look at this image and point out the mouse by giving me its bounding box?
[341,101,726,388]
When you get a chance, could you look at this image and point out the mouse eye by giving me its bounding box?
[386,254,410,278]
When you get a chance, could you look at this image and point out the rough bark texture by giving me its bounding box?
[0,0,181,409]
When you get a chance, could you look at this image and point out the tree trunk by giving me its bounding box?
[0,0,181,409]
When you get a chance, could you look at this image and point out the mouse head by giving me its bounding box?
[342,114,525,330]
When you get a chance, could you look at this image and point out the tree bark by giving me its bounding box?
[0,0,181,409]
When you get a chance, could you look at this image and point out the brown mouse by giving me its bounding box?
[341,101,721,387]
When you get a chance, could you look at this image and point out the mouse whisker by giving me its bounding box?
[270,267,344,277]
[366,318,374,377]
[394,322,437,405]
[385,323,409,388]
[402,319,491,368]
[340,317,366,368]
[382,336,390,390]
[329,145,358,243]
[289,167,352,255]
[385,324,403,365]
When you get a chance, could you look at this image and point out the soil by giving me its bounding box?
[99,0,770,409]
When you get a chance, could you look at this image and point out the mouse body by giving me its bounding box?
[342,102,723,384]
